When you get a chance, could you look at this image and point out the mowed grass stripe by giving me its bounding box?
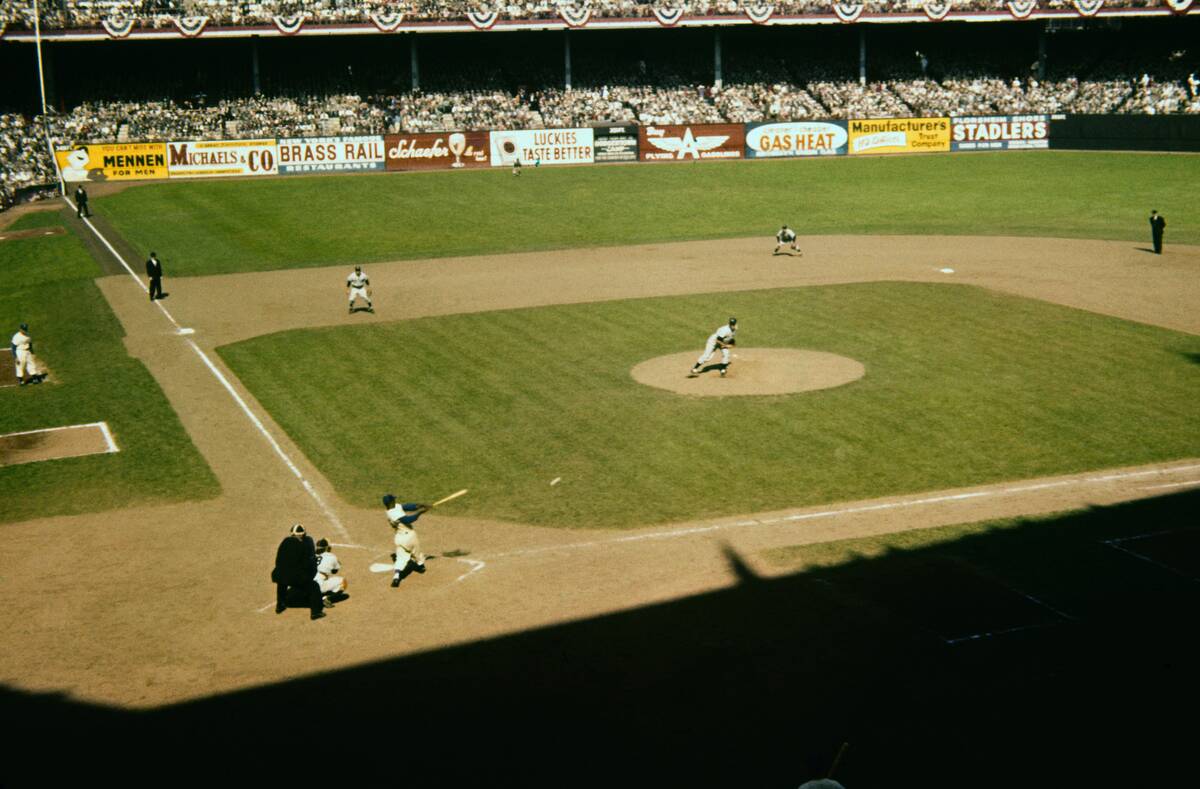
[218,282,1200,528]
[97,151,1200,277]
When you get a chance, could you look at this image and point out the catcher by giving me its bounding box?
[690,317,737,377]
[383,494,430,588]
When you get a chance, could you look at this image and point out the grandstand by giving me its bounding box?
[2,3,1198,208]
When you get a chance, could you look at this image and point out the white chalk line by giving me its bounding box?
[186,339,347,540]
[1102,529,1200,583]
[467,461,1200,574]
[944,621,1058,646]
[1142,479,1200,491]
[67,196,347,539]
[68,197,183,331]
[2,420,120,454]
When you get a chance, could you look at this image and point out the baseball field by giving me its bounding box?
[3,151,1199,781]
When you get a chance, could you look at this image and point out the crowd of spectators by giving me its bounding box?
[3,62,1199,211]
[0,1,1176,32]
[1,114,57,211]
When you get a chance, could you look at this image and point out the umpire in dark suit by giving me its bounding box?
[145,251,164,300]
[74,185,90,218]
[1149,210,1166,254]
[272,523,325,620]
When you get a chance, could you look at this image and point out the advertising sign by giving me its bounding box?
[56,143,168,182]
[279,136,387,173]
[166,139,279,178]
[489,128,594,166]
[745,121,848,158]
[385,131,490,171]
[847,118,950,155]
[639,124,745,161]
[593,126,640,163]
[951,115,1050,150]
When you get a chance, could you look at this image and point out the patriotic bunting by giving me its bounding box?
[744,4,775,24]
[101,16,135,38]
[369,11,406,32]
[832,1,864,23]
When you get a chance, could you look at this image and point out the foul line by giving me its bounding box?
[467,461,1200,574]
[67,196,347,539]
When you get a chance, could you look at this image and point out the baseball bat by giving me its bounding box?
[431,488,468,507]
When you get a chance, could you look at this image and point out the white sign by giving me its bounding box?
[167,139,279,178]
[278,136,386,173]
[746,122,848,157]
[490,128,594,166]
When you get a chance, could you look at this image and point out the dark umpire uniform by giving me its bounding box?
[145,252,164,301]
[1149,210,1166,254]
[272,524,325,620]
[74,185,90,218]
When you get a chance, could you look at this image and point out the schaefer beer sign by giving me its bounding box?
[279,136,386,173]
[745,121,848,157]
[386,132,489,170]
[848,118,950,155]
[56,143,168,182]
[951,115,1049,150]
[167,139,279,178]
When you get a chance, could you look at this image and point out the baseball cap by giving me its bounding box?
[19,323,28,331]
[382,494,396,507]
[290,523,306,535]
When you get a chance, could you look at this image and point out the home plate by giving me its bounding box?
[939,268,955,274]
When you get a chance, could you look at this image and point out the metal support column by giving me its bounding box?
[1037,23,1047,80]
[411,35,420,91]
[858,27,867,86]
[565,30,572,90]
[251,37,261,94]
[714,28,723,90]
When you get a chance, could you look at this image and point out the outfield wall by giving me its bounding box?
[52,113,1198,182]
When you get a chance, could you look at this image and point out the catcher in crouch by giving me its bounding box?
[383,494,430,588]
[690,317,737,377]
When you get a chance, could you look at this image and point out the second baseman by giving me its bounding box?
[347,265,373,313]
[691,317,737,377]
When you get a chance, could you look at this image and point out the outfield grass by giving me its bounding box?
[98,151,1200,276]
[218,282,1200,528]
[0,218,219,523]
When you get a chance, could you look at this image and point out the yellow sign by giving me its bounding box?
[847,118,950,155]
[55,143,168,182]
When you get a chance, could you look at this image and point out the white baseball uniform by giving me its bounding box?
[11,330,39,381]
[347,269,371,309]
[774,227,799,253]
[387,503,426,572]
[696,323,736,368]
[315,550,345,595]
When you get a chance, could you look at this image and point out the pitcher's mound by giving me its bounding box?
[632,348,865,397]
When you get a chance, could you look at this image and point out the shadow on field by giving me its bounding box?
[1181,351,1200,366]
[6,491,1200,785]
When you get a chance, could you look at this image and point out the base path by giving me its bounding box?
[2,230,1197,709]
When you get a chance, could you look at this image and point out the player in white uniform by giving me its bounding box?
[690,317,737,377]
[313,538,346,604]
[11,323,41,386]
[774,225,801,255]
[383,493,430,587]
[346,265,373,314]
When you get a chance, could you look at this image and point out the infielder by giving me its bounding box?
[383,493,430,587]
[11,323,41,386]
[314,538,346,604]
[691,317,737,377]
[774,224,801,256]
[346,265,373,313]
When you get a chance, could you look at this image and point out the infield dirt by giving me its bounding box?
[3,229,1198,709]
